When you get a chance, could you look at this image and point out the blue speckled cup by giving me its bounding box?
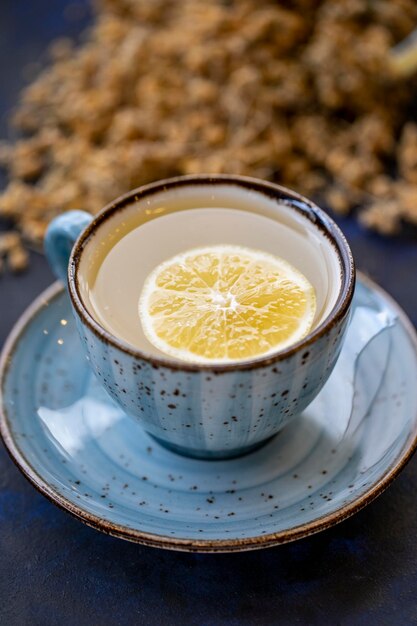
[45,175,355,459]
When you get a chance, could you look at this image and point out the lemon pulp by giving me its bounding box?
[138,245,316,363]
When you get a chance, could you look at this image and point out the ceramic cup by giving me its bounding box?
[45,175,355,459]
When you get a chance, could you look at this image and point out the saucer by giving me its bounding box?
[1,274,417,552]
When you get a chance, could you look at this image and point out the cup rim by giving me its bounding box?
[68,174,355,372]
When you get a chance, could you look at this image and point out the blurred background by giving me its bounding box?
[2,0,417,261]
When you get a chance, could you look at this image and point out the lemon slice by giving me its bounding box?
[139,245,316,363]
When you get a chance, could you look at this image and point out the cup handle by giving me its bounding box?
[44,211,93,282]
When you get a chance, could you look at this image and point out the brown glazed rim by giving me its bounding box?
[0,274,417,552]
[68,174,355,372]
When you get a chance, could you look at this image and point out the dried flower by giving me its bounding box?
[1,0,417,273]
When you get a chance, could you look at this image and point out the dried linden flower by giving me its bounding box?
[1,0,417,273]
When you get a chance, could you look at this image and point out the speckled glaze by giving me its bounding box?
[1,276,416,552]
[74,310,350,459]
[45,175,355,459]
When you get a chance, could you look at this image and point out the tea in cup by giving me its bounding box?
[45,175,355,458]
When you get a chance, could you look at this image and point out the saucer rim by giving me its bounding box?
[1,273,417,553]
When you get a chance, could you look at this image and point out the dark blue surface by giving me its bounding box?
[1,2,417,625]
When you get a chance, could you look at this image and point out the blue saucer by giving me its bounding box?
[1,275,417,552]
